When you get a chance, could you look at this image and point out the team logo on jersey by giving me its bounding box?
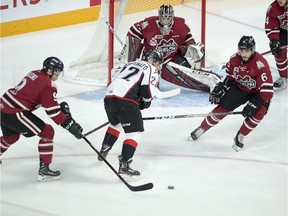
[278,12,288,30]
[237,75,256,90]
[141,21,149,29]
[156,38,178,57]
[149,38,158,46]
[155,35,163,40]
[256,60,265,69]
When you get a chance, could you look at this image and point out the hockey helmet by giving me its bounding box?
[158,4,174,27]
[141,50,163,65]
[43,57,64,73]
[238,36,256,54]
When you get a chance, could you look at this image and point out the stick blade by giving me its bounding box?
[155,88,181,99]
[128,182,154,192]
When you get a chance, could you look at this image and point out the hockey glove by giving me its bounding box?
[60,101,71,118]
[209,82,226,104]
[61,117,83,139]
[269,39,282,56]
[139,97,151,110]
[242,96,263,118]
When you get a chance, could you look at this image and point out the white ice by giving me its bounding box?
[1,0,287,216]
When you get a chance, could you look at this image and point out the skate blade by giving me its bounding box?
[96,160,102,166]
[38,175,61,182]
[232,144,242,152]
[188,136,193,141]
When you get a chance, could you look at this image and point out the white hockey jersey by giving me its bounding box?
[105,60,160,104]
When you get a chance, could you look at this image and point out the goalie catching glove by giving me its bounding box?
[139,97,151,110]
[60,102,83,139]
[184,42,205,69]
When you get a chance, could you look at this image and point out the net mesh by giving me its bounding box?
[65,0,202,86]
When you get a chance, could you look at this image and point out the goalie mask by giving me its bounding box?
[43,57,64,74]
[158,4,174,35]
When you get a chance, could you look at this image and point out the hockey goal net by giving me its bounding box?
[64,0,206,86]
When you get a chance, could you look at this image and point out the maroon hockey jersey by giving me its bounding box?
[127,16,196,62]
[226,52,274,102]
[265,0,288,41]
[0,70,67,125]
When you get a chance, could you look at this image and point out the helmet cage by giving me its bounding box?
[158,4,174,27]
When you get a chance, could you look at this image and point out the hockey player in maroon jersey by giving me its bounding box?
[189,36,274,151]
[124,4,220,93]
[0,57,83,181]
[97,50,162,179]
[265,0,288,88]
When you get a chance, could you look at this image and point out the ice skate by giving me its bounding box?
[273,77,287,88]
[189,126,205,140]
[118,155,140,181]
[232,131,244,152]
[97,144,111,161]
[38,162,61,182]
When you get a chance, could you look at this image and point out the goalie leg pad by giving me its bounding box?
[162,64,211,92]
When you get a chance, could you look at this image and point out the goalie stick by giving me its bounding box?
[82,136,153,192]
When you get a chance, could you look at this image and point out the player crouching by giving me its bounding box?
[189,36,274,151]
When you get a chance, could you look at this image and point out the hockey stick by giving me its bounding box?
[82,136,153,192]
[261,45,288,56]
[142,111,242,120]
[155,88,181,99]
[84,111,242,137]
[84,121,109,137]
[99,13,126,61]
[220,45,288,69]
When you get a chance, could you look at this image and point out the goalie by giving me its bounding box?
[123,4,221,92]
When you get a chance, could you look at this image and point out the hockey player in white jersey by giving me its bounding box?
[98,49,163,179]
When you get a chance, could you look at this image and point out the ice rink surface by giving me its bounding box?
[1,0,287,216]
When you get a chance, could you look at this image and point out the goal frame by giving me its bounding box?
[107,0,206,85]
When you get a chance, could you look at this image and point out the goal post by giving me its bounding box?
[64,0,206,86]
